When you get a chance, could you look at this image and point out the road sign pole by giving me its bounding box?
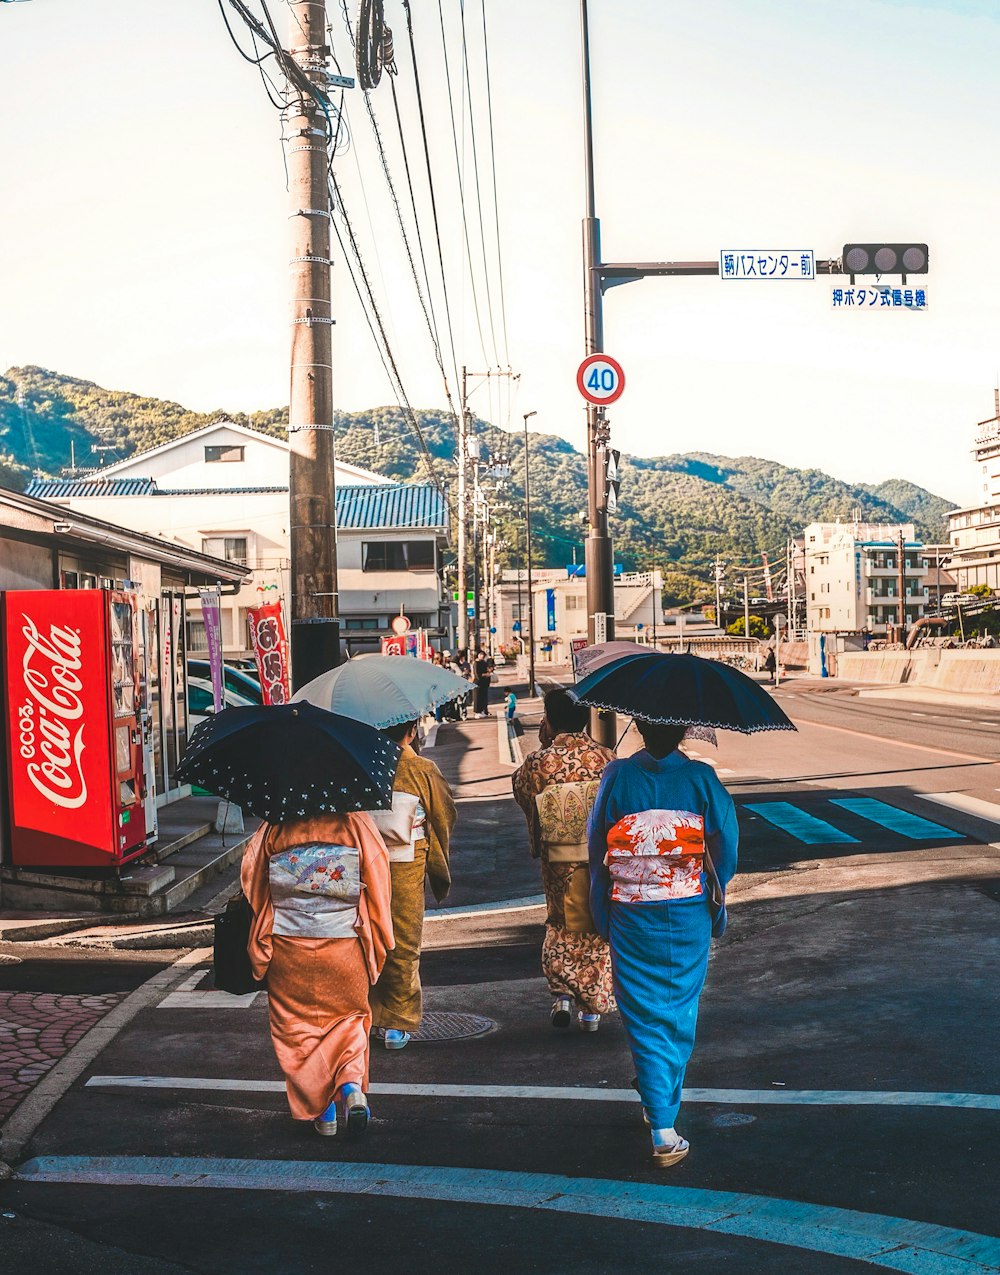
[581,0,616,748]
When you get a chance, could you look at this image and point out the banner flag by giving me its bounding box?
[248,603,290,705]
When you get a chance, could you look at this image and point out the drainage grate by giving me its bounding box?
[409,1012,495,1042]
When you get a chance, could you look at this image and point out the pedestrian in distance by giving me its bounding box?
[763,645,777,685]
[513,688,616,1032]
[473,647,493,717]
[588,716,738,1167]
[506,690,517,722]
[369,718,457,1050]
[241,811,394,1138]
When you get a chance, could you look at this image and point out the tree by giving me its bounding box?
[967,584,993,600]
[727,615,769,639]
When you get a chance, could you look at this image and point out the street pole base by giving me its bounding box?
[291,618,342,692]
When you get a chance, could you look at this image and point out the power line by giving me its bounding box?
[479,0,510,365]
[459,0,499,367]
[436,0,490,368]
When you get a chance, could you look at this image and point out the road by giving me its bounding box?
[2,682,999,1274]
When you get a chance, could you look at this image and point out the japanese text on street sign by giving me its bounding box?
[577,354,625,405]
[720,250,815,280]
[832,286,927,310]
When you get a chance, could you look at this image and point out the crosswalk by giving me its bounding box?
[740,792,1000,847]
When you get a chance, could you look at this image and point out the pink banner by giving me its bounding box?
[248,603,290,705]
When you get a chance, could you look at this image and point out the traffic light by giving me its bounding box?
[842,243,928,278]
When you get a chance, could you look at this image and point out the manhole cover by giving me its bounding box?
[711,1111,756,1129]
[409,1012,495,1042]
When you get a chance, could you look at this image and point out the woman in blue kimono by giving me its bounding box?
[588,718,738,1167]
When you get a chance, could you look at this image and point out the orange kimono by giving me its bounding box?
[241,812,394,1120]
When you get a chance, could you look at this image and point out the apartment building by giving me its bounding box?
[804,521,928,635]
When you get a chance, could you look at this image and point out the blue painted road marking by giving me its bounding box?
[741,802,859,844]
[16,1156,1000,1273]
[829,797,964,841]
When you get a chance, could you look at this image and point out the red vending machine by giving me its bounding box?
[3,589,149,868]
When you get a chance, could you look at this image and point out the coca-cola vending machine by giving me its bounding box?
[2,589,149,868]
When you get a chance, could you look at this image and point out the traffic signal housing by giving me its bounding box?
[842,243,928,279]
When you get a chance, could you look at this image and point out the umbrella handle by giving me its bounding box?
[614,718,634,752]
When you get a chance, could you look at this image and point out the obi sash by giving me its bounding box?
[605,808,705,903]
[535,780,601,863]
[269,843,361,938]
[367,791,421,863]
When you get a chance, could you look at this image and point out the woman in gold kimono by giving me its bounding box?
[368,719,457,1050]
[512,688,616,1031]
[242,811,394,1137]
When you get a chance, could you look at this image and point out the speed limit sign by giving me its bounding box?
[577,353,625,406]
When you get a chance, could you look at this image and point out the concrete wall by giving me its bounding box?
[836,648,1000,694]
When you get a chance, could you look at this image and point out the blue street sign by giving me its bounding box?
[512,621,522,632]
[831,285,927,310]
[489,626,496,634]
[467,607,475,618]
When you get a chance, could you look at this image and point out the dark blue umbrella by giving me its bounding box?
[575,651,796,734]
[177,703,401,823]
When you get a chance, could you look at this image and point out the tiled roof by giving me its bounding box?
[335,484,448,530]
[26,477,156,498]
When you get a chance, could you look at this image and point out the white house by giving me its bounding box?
[803,520,928,636]
[28,420,451,656]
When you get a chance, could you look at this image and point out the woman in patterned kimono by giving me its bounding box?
[512,688,616,1031]
[242,811,394,1138]
[588,717,738,1167]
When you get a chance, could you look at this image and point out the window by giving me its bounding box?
[344,617,382,631]
[362,541,436,572]
[565,596,582,610]
[202,536,249,565]
[205,445,244,463]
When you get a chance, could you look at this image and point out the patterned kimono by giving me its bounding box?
[588,750,738,1130]
[512,731,616,1014]
[369,743,457,1033]
[242,812,394,1121]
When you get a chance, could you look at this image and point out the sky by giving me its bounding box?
[1,0,999,506]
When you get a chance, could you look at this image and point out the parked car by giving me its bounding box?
[187,659,262,705]
[187,675,260,728]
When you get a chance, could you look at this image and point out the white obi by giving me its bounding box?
[367,791,424,863]
[269,843,361,939]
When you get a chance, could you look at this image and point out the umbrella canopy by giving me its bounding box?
[290,654,473,728]
[177,703,401,823]
[575,651,796,734]
[572,641,659,680]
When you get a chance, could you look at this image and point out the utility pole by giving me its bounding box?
[897,527,906,641]
[287,0,340,689]
[580,0,616,747]
[714,555,725,629]
[523,410,538,696]
[743,575,751,641]
[787,539,795,637]
[456,373,469,653]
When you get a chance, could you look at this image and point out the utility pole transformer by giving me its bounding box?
[286,0,340,689]
[580,0,616,747]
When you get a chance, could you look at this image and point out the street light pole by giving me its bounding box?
[580,0,616,746]
[523,410,537,698]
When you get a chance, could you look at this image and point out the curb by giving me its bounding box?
[0,946,212,1165]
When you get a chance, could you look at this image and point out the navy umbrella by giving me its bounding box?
[575,651,796,734]
[177,703,402,823]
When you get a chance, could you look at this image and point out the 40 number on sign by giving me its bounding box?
[577,354,625,406]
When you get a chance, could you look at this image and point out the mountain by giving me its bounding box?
[0,366,957,603]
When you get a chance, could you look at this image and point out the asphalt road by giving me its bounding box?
[3,685,1000,1274]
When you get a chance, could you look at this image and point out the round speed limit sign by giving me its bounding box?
[577,353,625,405]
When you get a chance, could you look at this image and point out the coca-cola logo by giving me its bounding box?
[18,615,88,809]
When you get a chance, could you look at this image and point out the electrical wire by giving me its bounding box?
[436,0,490,369]
[479,0,510,365]
[459,0,499,368]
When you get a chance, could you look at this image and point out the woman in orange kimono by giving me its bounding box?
[241,811,394,1138]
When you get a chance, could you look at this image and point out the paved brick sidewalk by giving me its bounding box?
[0,990,124,1123]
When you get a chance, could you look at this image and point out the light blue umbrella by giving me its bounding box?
[290,655,474,728]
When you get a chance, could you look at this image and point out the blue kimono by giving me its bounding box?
[588,749,738,1130]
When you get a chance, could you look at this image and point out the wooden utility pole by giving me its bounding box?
[456,372,469,653]
[743,575,751,639]
[286,0,340,689]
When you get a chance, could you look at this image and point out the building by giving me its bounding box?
[492,568,664,655]
[26,420,451,657]
[803,520,928,635]
[0,484,249,898]
[946,392,1000,594]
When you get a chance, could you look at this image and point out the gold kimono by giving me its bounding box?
[369,743,456,1032]
[242,812,394,1120]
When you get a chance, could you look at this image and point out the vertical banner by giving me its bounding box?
[546,589,556,633]
[160,595,174,731]
[248,603,290,705]
[198,588,224,714]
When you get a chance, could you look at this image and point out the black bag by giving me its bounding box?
[213,891,266,995]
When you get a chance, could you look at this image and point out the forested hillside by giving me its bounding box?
[1,366,956,603]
